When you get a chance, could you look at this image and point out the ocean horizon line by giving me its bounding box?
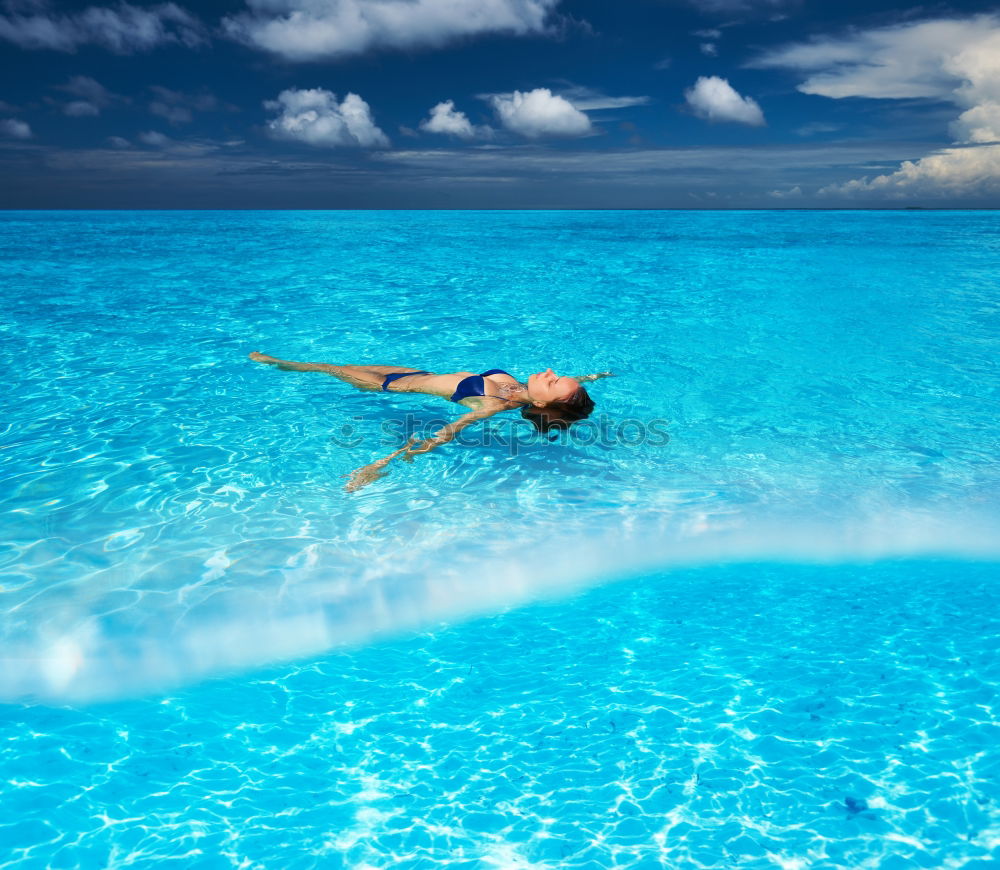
[1,205,998,212]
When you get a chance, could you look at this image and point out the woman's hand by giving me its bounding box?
[344,459,391,492]
[344,438,419,491]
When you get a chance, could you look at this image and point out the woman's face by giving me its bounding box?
[527,368,579,404]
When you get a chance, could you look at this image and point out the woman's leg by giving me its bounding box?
[249,353,423,392]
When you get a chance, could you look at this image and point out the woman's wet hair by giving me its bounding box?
[521,386,595,436]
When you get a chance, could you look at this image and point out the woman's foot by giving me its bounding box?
[249,351,278,364]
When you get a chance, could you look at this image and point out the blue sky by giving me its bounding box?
[2,0,999,207]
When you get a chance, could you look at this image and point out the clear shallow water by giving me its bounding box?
[2,210,999,866]
[4,562,1000,868]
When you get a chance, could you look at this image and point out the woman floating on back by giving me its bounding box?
[249,352,613,491]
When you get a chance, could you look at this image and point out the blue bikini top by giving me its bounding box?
[450,369,528,404]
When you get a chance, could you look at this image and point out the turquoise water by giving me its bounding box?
[2,210,999,866]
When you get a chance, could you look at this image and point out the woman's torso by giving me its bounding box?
[392,370,524,407]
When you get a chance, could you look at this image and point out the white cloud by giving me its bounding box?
[375,141,912,187]
[693,28,721,38]
[0,118,31,139]
[419,100,490,140]
[952,103,1000,145]
[150,102,191,124]
[685,0,790,11]
[753,16,1000,194]
[820,145,1000,198]
[138,130,171,147]
[751,16,1000,142]
[768,185,801,198]
[0,2,205,52]
[751,18,998,101]
[556,86,649,111]
[65,100,99,117]
[795,121,840,137]
[61,75,114,104]
[684,76,765,126]
[148,86,219,125]
[700,42,717,57]
[150,85,217,112]
[56,75,122,117]
[265,88,389,148]
[107,135,131,149]
[224,0,558,61]
[489,88,591,138]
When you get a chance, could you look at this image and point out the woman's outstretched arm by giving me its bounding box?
[573,371,616,383]
[345,406,503,492]
[400,406,501,459]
